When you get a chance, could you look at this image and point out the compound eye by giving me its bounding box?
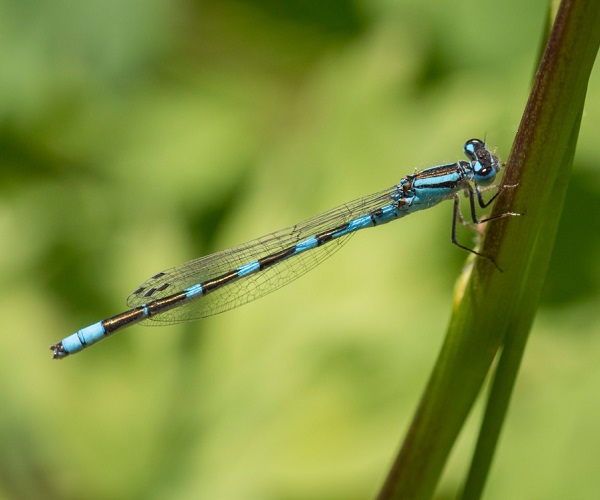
[478,166,492,177]
[474,164,496,185]
[464,138,484,160]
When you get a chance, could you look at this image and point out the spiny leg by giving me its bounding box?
[475,184,502,209]
[455,185,503,229]
[451,187,521,270]
[467,184,522,224]
[452,194,505,271]
[451,195,494,261]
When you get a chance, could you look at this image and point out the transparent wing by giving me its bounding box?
[126,185,399,324]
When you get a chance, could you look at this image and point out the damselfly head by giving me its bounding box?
[464,138,500,186]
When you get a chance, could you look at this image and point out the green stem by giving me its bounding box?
[377,0,600,498]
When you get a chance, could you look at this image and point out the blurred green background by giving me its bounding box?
[1,0,600,498]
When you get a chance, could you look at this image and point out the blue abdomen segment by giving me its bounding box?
[371,203,402,224]
[293,235,318,254]
[52,306,153,358]
[185,283,204,298]
[61,321,106,355]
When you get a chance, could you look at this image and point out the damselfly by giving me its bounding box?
[51,138,517,359]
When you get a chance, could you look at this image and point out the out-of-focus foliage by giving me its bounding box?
[0,0,599,498]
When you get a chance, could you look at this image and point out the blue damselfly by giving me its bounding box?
[51,139,517,359]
